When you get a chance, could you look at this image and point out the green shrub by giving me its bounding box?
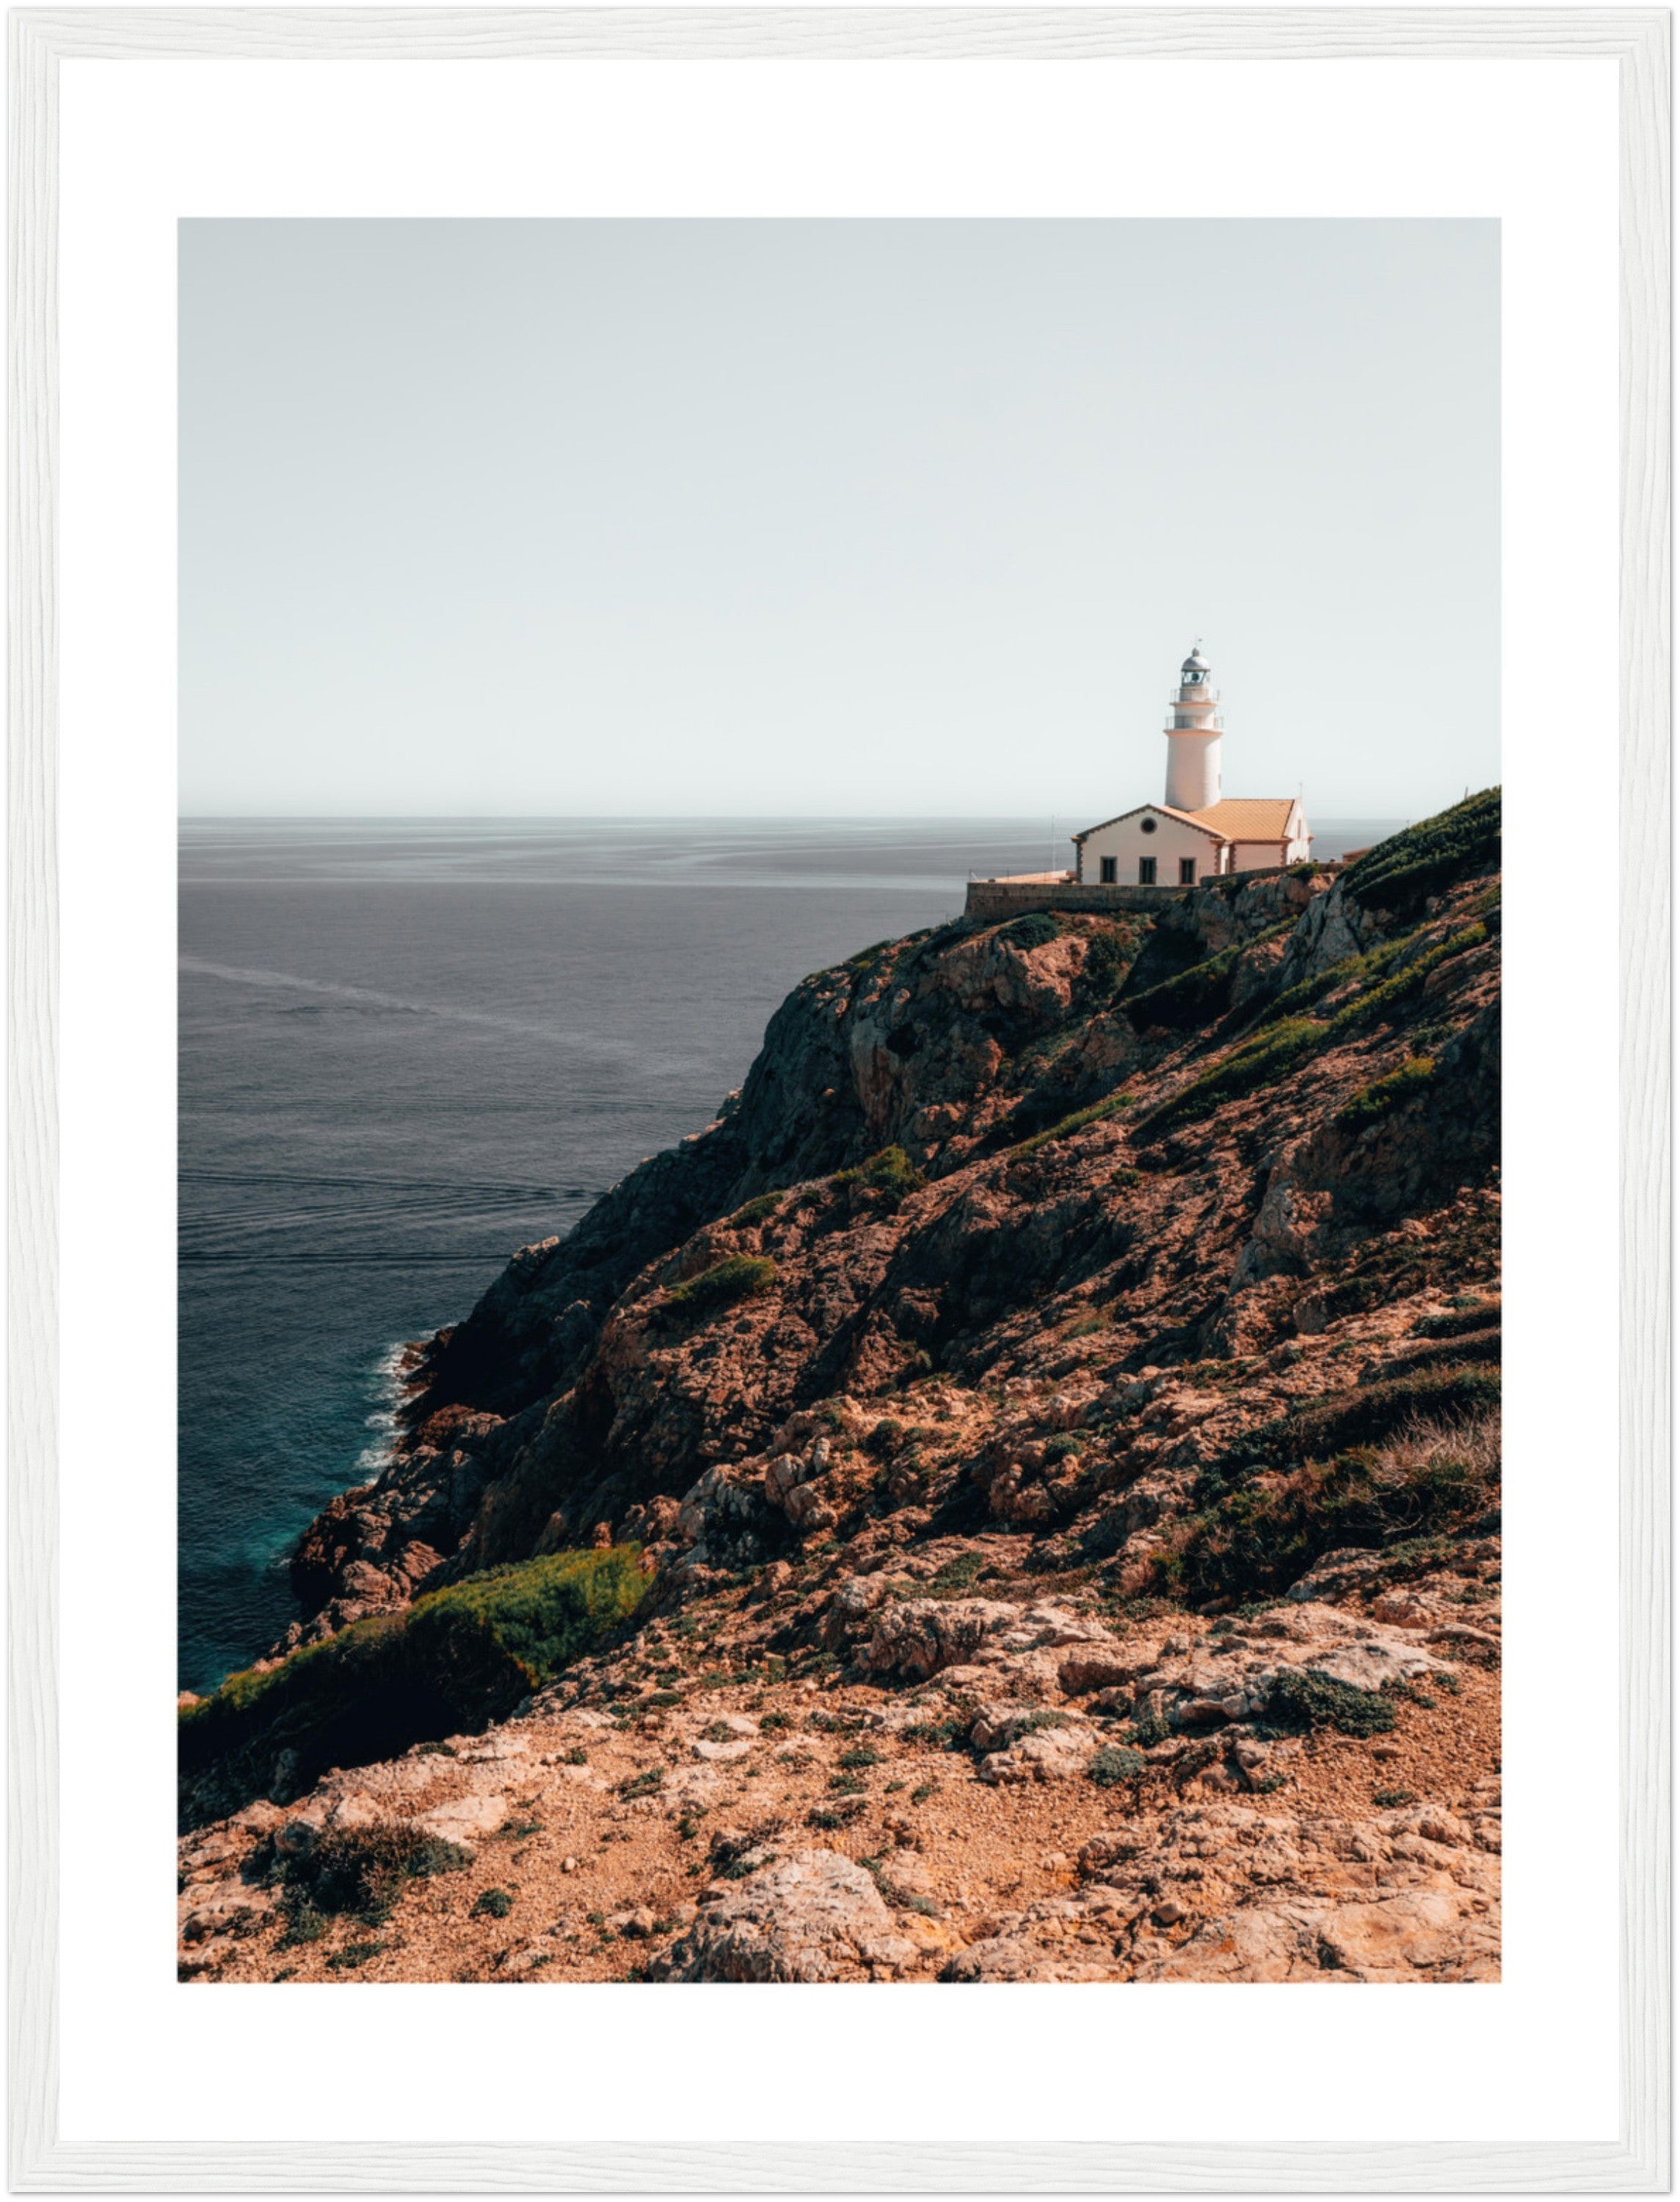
[1122,920,1291,1034]
[1141,1017,1323,1135]
[1123,940,1246,1031]
[998,912,1060,951]
[1265,1668,1396,1737]
[843,937,899,972]
[728,1193,784,1230]
[618,1767,666,1800]
[1009,1090,1132,1159]
[1409,1020,1459,1056]
[402,1549,648,1717]
[179,1546,648,1814]
[1007,1709,1070,1737]
[327,1939,388,1969]
[1208,1367,1501,1482]
[1252,951,1367,1030]
[1386,1329,1502,1381]
[1166,1411,1499,1606]
[1337,1055,1437,1128]
[1373,1787,1417,1809]
[1344,787,1501,915]
[274,1823,468,1929]
[1414,1301,1499,1340]
[1323,926,1485,1041]
[1251,904,1487,1049]
[666,1254,778,1316]
[904,1715,970,1751]
[1386,1679,1437,1709]
[835,1147,926,1204]
[473,1887,514,1919]
[929,1552,986,1597]
[1083,924,1142,993]
[1088,1745,1147,1787]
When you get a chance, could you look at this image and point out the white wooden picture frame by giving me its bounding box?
[8,8,1668,2187]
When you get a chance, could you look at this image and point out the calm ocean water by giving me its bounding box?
[178,815,1400,1693]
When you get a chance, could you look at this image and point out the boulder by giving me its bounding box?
[1135,1888,1498,1984]
[969,1703,1094,1785]
[650,1849,919,1983]
[414,1792,506,1844]
[859,1599,1022,1682]
[976,1722,1094,1786]
[179,1883,273,1944]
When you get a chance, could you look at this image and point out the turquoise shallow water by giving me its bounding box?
[176,814,1399,1693]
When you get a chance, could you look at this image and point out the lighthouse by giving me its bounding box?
[1163,643,1223,813]
[1066,644,1314,889]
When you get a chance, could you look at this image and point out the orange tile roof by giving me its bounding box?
[1190,798,1299,840]
[1154,804,1229,835]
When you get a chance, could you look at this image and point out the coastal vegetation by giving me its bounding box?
[665,1254,779,1317]
[1159,1409,1499,1606]
[834,1145,927,1204]
[180,1545,646,1818]
[1343,783,1501,915]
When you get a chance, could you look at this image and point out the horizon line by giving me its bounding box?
[177,807,1420,824]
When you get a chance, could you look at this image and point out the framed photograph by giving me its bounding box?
[10,7,1668,2189]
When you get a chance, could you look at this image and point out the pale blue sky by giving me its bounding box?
[180,219,1498,818]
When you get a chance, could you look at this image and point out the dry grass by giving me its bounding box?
[1369,1410,1501,1497]
[1157,1411,1500,1606]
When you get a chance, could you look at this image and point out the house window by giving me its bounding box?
[1138,857,1157,886]
[1099,856,1117,884]
[1179,857,1197,885]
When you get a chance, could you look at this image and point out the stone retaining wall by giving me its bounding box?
[963,865,1319,925]
[962,877,1189,923]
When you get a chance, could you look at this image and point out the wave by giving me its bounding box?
[355,1340,419,1478]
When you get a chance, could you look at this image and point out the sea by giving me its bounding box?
[178,815,1402,1694]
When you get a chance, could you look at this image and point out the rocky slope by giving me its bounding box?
[179,789,1502,1984]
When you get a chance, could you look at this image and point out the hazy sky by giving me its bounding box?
[180,219,1498,819]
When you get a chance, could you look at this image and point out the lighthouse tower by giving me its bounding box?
[1163,644,1223,813]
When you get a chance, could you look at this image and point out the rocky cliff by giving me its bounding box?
[179,789,1502,1984]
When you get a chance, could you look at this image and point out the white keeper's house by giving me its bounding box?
[1072,646,1312,887]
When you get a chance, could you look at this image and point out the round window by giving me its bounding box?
[1140,817,1157,835]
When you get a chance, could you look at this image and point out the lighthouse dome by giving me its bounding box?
[1181,644,1210,684]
